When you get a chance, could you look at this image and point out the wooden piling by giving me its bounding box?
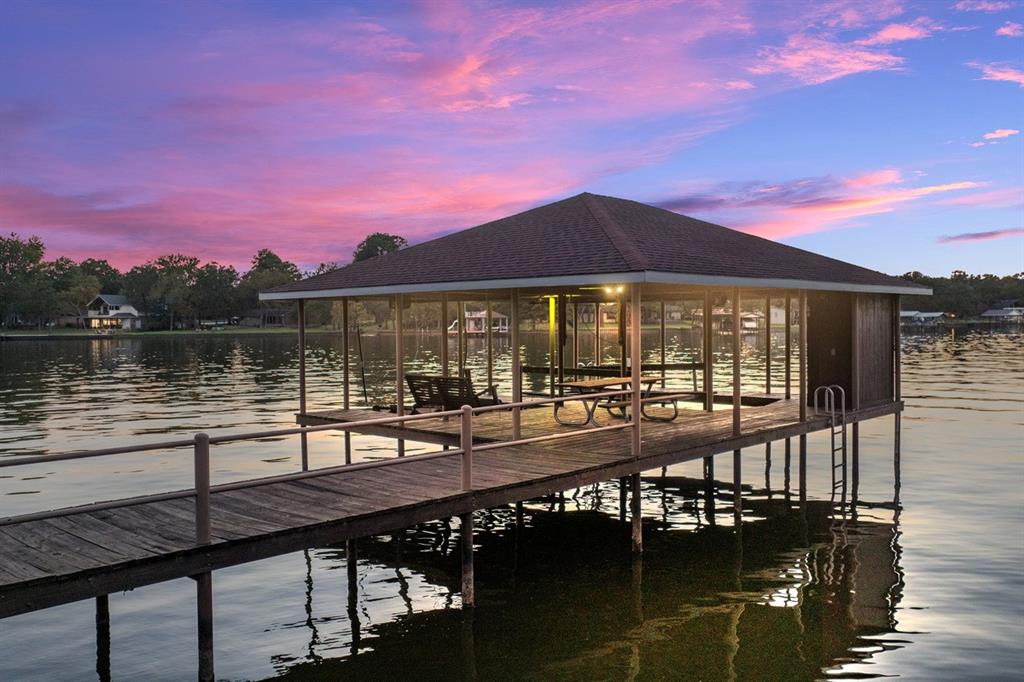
[298,299,308,471]
[96,595,110,682]
[630,472,642,554]
[511,290,521,440]
[196,572,214,682]
[733,449,742,521]
[395,294,405,457]
[461,512,475,608]
[342,298,352,464]
[732,287,741,437]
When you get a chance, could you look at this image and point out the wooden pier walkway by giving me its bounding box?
[0,397,900,618]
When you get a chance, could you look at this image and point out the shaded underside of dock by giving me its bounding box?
[0,398,900,618]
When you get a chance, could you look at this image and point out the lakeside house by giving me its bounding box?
[899,310,947,326]
[85,294,144,330]
[447,309,510,335]
[980,306,1024,322]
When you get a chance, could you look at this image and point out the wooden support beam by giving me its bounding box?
[548,296,556,397]
[594,302,601,366]
[511,290,522,440]
[732,287,741,437]
[572,299,579,370]
[630,472,642,554]
[894,293,902,489]
[703,290,713,412]
[461,512,475,608]
[619,296,627,374]
[457,300,466,375]
[298,299,308,471]
[851,294,861,500]
[440,293,449,377]
[733,449,742,521]
[342,298,352,464]
[395,294,405,458]
[630,286,642,459]
[765,295,772,395]
[96,595,110,682]
[785,293,792,399]
[346,539,359,655]
[486,296,494,389]
[196,571,214,682]
[660,300,667,389]
[799,291,807,422]
[557,294,567,389]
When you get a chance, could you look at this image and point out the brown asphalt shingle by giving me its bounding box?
[266,193,924,295]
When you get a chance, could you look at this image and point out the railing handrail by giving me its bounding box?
[0,389,633,470]
[0,387,639,537]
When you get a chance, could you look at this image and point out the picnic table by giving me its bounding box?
[553,376,678,427]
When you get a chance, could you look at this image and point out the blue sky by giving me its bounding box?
[1,0,1021,274]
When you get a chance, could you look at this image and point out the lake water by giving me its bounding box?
[0,328,1020,680]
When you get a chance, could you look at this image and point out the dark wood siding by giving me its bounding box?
[807,292,852,405]
[857,294,894,406]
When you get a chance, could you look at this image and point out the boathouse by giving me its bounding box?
[0,192,928,681]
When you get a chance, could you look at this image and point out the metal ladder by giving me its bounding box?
[814,385,848,509]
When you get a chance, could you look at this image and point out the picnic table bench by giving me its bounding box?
[554,376,684,427]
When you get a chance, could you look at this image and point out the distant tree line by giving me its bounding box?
[900,271,1024,319]
[0,232,408,330]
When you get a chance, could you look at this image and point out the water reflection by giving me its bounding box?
[267,480,904,681]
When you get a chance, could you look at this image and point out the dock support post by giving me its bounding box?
[511,290,521,440]
[515,501,524,529]
[619,477,628,523]
[485,296,494,389]
[395,294,405,457]
[732,287,741,437]
[631,472,642,554]
[594,302,601,365]
[630,285,642,458]
[196,572,214,682]
[548,296,557,396]
[784,438,792,498]
[765,295,772,475]
[441,293,449,377]
[703,289,714,486]
[96,595,110,682]
[194,433,211,545]
[659,300,667,389]
[784,293,792,485]
[798,290,808,505]
[298,299,308,471]
[894,293,902,495]
[764,441,771,494]
[342,298,352,464]
[346,539,360,655]
[461,512,475,608]
[733,449,742,525]
[458,299,466,376]
[703,457,716,526]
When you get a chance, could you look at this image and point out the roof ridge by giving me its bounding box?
[580,193,648,271]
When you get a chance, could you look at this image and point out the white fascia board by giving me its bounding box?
[259,269,930,301]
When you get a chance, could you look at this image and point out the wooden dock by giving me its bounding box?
[0,397,900,618]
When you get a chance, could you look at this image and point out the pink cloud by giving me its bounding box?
[845,169,903,188]
[939,187,1023,208]
[857,17,940,46]
[953,0,1015,11]
[983,128,1020,139]
[937,228,1024,243]
[996,21,1024,35]
[970,62,1024,86]
[749,34,904,85]
[659,172,984,239]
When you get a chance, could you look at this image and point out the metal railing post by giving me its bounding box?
[461,405,473,491]
[194,433,211,545]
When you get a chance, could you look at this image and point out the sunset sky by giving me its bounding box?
[1,0,1021,276]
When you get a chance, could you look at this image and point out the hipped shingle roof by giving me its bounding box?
[262,193,927,299]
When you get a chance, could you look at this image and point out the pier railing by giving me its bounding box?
[0,389,636,543]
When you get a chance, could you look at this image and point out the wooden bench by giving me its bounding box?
[405,371,501,412]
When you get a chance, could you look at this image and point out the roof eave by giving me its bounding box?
[259,270,930,301]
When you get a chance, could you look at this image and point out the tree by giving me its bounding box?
[79,258,123,294]
[352,233,408,262]
[152,254,200,329]
[123,263,161,318]
[238,249,301,326]
[0,233,47,327]
[190,263,239,322]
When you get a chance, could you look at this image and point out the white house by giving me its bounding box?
[85,294,144,330]
[900,310,946,325]
[980,307,1024,322]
